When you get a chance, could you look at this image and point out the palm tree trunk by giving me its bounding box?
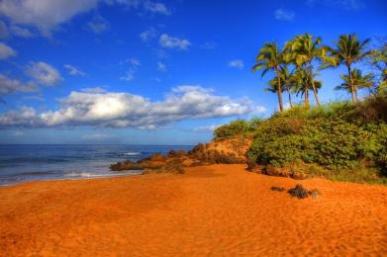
[312,87,320,106]
[288,92,293,108]
[285,85,293,108]
[276,68,284,112]
[309,67,320,106]
[304,89,309,107]
[348,65,357,103]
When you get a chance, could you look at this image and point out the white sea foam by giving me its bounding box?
[124,152,141,156]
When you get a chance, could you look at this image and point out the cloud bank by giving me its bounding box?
[0,0,170,36]
[0,0,99,36]
[0,74,37,96]
[0,85,264,129]
[26,62,62,86]
[0,42,16,59]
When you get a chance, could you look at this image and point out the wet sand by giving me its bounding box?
[0,164,386,257]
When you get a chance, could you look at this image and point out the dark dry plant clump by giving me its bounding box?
[288,184,309,199]
[271,186,286,192]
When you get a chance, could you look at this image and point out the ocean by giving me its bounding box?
[0,144,193,186]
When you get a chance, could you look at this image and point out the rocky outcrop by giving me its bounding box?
[110,152,188,174]
[110,136,250,173]
[110,135,309,180]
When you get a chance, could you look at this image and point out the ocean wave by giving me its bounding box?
[124,152,141,156]
[64,172,102,178]
[64,170,142,178]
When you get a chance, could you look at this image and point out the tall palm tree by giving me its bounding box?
[329,34,372,102]
[253,43,285,111]
[278,65,294,108]
[286,33,325,106]
[336,69,374,96]
[266,69,293,108]
[281,51,296,108]
[288,68,321,107]
[370,43,387,93]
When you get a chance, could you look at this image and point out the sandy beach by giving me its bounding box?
[1,164,386,257]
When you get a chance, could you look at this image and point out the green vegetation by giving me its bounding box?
[216,94,387,184]
[236,33,387,184]
[215,33,386,184]
[213,118,261,139]
[327,34,373,102]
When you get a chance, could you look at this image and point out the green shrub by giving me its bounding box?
[214,118,262,139]
[217,96,387,182]
[214,120,250,139]
[248,116,380,170]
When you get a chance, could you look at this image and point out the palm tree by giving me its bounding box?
[288,68,322,107]
[278,65,294,108]
[253,43,285,111]
[328,34,372,102]
[286,33,326,106]
[281,51,296,108]
[336,69,374,96]
[266,68,294,108]
[370,43,387,93]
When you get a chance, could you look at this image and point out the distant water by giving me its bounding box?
[0,144,193,186]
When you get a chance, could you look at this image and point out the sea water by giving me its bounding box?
[0,144,192,185]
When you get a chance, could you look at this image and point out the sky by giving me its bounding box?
[0,0,386,145]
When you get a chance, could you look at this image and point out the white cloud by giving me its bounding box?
[306,0,364,10]
[107,0,171,15]
[0,0,99,36]
[127,58,141,66]
[120,58,140,81]
[159,33,191,50]
[10,25,34,38]
[254,106,267,113]
[87,15,109,34]
[23,95,45,101]
[193,124,222,133]
[120,73,134,81]
[81,87,107,93]
[0,21,9,39]
[228,59,244,69]
[274,8,295,21]
[157,62,167,72]
[143,1,170,15]
[64,64,86,76]
[0,1,171,36]
[139,27,157,42]
[0,106,40,127]
[0,42,16,60]
[26,61,62,86]
[0,74,37,95]
[0,85,263,129]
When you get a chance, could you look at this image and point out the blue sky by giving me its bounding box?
[0,0,386,144]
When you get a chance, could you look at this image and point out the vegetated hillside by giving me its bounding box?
[214,93,387,184]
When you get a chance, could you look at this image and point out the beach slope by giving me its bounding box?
[1,164,386,257]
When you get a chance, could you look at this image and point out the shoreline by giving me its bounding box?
[1,164,386,256]
[0,170,144,188]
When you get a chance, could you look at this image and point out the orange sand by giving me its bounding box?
[1,164,386,257]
